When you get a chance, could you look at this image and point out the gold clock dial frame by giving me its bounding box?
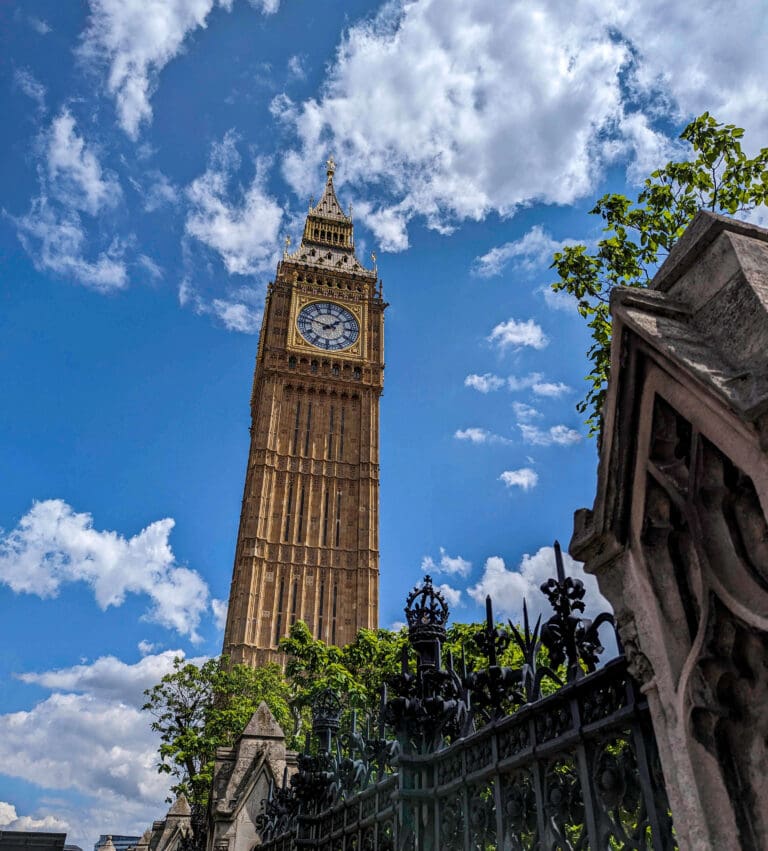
[287,294,366,360]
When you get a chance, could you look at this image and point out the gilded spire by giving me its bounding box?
[282,157,375,278]
[307,154,350,222]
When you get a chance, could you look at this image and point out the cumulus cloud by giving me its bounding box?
[279,0,768,249]
[468,546,613,628]
[437,583,462,609]
[137,640,158,656]
[488,318,548,351]
[211,598,229,630]
[473,226,578,278]
[179,279,263,333]
[421,547,471,578]
[1,692,157,799]
[499,468,538,491]
[0,802,68,831]
[209,298,262,332]
[512,402,541,423]
[540,286,580,313]
[46,110,121,214]
[185,132,283,275]
[464,373,506,393]
[0,499,210,640]
[281,0,630,242]
[0,651,192,845]
[17,649,200,706]
[454,428,510,446]
[79,0,279,138]
[11,197,128,292]
[532,381,571,398]
[519,423,582,446]
[507,373,544,391]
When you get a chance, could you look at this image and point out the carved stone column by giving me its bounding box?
[572,211,768,851]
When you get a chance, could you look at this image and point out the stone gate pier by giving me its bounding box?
[572,210,768,851]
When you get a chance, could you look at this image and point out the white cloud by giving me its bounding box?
[464,373,505,393]
[0,714,158,826]
[179,279,263,334]
[137,640,157,656]
[612,1,768,156]
[210,298,262,332]
[17,649,199,706]
[473,226,578,278]
[287,54,306,79]
[512,402,540,422]
[280,0,632,244]
[28,17,52,35]
[437,583,462,610]
[212,598,228,630]
[11,197,128,292]
[421,547,471,578]
[488,318,548,351]
[0,802,68,831]
[532,381,571,398]
[540,286,579,313]
[519,423,582,446]
[507,373,544,391]
[280,0,768,249]
[355,200,410,252]
[499,468,538,491]
[0,651,190,846]
[79,0,279,138]
[13,68,46,111]
[0,499,210,640]
[137,254,163,280]
[46,110,121,215]
[454,428,510,446]
[455,427,490,444]
[141,171,179,212]
[468,546,613,628]
[185,132,283,275]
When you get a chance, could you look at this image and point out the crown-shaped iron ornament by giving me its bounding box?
[312,687,343,751]
[405,574,449,631]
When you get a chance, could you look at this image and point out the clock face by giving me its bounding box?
[297,301,360,351]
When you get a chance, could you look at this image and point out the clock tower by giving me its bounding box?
[223,158,386,667]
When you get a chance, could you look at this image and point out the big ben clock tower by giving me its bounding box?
[223,158,386,667]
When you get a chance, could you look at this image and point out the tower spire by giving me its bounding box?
[284,156,374,270]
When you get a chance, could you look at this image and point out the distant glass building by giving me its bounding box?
[93,837,139,851]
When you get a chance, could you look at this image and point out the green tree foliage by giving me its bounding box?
[142,656,291,807]
[550,113,768,435]
[279,622,407,738]
[143,619,559,807]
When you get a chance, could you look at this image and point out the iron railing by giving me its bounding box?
[257,543,676,850]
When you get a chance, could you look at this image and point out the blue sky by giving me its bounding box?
[2,0,767,842]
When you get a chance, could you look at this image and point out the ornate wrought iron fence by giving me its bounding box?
[257,543,677,850]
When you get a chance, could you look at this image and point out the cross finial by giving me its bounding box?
[326,155,336,178]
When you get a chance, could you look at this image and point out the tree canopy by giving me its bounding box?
[550,113,768,435]
[142,656,292,807]
[142,618,540,809]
